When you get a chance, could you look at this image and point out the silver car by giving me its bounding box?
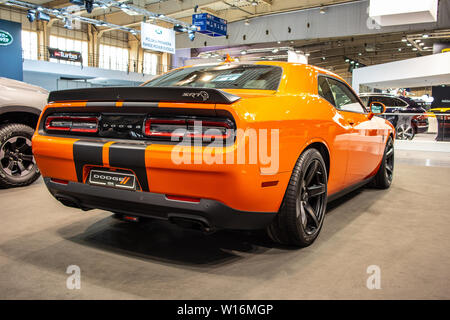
[0,78,48,187]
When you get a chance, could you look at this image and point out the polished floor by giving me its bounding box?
[0,153,449,299]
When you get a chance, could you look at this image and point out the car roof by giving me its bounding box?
[359,93,397,97]
[178,61,348,86]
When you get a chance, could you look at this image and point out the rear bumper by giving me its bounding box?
[44,178,276,230]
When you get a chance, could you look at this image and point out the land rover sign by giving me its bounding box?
[0,29,13,46]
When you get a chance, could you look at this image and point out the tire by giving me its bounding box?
[370,136,394,189]
[267,148,328,247]
[396,124,415,140]
[0,123,40,188]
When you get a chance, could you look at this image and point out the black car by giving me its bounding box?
[360,94,429,140]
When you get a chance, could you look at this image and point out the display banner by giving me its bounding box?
[0,19,23,81]
[48,47,83,62]
[432,85,450,108]
[192,13,227,37]
[141,23,175,54]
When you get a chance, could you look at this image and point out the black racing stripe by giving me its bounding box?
[86,102,116,107]
[121,102,159,108]
[73,140,105,182]
[109,143,149,191]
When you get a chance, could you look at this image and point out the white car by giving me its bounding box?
[0,77,48,187]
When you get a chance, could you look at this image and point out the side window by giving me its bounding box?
[383,97,397,107]
[371,96,392,107]
[318,76,335,106]
[327,78,366,113]
[395,98,408,107]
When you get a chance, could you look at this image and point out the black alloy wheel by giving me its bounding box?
[384,137,394,184]
[0,124,40,188]
[268,148,328,247]
[371,136,394,189]
[296,159,327,236]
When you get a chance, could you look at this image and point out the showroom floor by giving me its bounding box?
[0,152,449,299]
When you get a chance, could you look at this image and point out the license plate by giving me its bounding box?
[89,169,136,190]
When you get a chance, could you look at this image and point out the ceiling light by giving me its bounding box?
[26,10,36,23]
[412,48,418,51]
[419,42,425,46]
[350,60,355,64]
[240,50,247,55]
[414,39,421,43]
[322,56,326,60]
[244,19,249,26]
[401,37,407,42]
[319,7,326,14]
[422,34,429,38]
[305,52,310,57]
[290,41,294,44]
[358,52,362,56]
[272,48,279,53]
[277,41,281,44]
[406,43,412,46]
[423,47,431,50]
[345,58,350,62]
[251,0,258,6]
[64,18,73,30]
[188,30,195,41]
[398,48,402,51]
[85,0,94,14]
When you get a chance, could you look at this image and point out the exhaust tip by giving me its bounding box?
[54,194,84,210]
[168,214,214,233]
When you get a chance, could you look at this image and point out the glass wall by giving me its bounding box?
[21,30,38,60]
[99,44,129,72]
[143,51,160,75]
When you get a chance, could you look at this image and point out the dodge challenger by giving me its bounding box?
[32,62,395,247]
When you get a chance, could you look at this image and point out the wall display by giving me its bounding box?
[141,23,175,54]
[0,19,23,81]
[48,47,83,62]
[192,13,227,37]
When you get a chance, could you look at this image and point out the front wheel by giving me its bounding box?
[267,148,327,247]
[0,124,40,188]
[396,124,415,140]
[370,136,394,189]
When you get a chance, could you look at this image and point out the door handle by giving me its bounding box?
[347,119,355,126]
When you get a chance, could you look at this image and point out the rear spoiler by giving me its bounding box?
[48,87,241,105]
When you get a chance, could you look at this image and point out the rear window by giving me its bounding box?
[144,64,283,90]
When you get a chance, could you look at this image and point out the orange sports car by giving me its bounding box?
[32,62,395,247]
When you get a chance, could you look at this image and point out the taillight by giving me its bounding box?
[45,115,99,133]
[143,117,234,141]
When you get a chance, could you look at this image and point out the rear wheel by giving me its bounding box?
[267,148,327,247]
[371,136,394,189]
[0,124,40,188]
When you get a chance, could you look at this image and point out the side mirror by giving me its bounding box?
[368,101,386,120]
